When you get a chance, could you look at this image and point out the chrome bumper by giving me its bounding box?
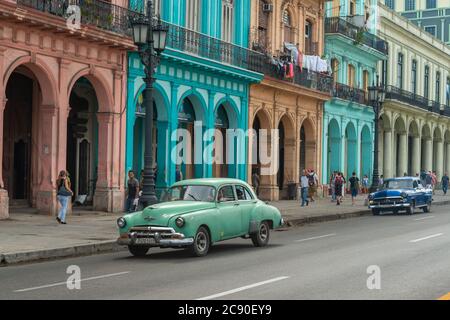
[369,203,410,209]
[117,226,194,248]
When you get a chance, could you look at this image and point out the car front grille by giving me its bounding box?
[373,197,404,205]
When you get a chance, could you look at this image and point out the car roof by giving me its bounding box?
[385,177,418,181]
[172,178,251,188]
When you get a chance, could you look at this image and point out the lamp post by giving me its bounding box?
[368,76,386,193]
[131,1,168,207]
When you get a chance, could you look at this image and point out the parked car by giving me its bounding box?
[117,178,284,257]
[368,177,432,215]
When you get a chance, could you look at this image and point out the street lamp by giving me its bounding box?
[130,1,168,207]
[368,76,386,193]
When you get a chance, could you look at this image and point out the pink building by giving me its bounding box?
[0,0,137,219]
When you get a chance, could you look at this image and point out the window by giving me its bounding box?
[436,72,440,103]
[404,0,415,11]
[382,60,388,86]
[426,0,436,9]
[385,0,395,10]
[222,0,234,43]
[257,1,270,48]
[424,26,437,37]
[283,9,294,43]
[305,20,314,54]
[397,53,403,89]
[130,0,161,16]
[331,59,339,83]
[363,70,369,92]
[235,185,254,201]
[411,60,417,94]
[217,185,236,202]
[350,0,356,15]
[348,64,356,87]
[186,0,201,32]
[424,66,430,99]
[161,185,216,203]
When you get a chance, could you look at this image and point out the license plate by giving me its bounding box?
[134,238,155,245]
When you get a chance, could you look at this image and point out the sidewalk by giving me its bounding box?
[1,193,450,266]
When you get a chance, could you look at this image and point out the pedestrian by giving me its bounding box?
[362,175,369,194]
[175,165,183,182]
[404,172,408,177]
[442,172,449,195]
[335,172,344,205]
[125,170,139,213]
[308,169,318,202]
[56,170,73,225]
[425,171,433,189]
[300,170,309,207]
[420,170,427,186]
[379,175,384,187]
[349,172,360,206]
[431,171,437,195]
[341,173,346,199]
[330,172,336,202]
[252,170,260,196]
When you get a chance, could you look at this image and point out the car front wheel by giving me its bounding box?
[190,227,210,257]
[372,209,380,216]
[406,202,415,215]
[128,245,149,257]
[251,221,270,247]
[423,202,431,213]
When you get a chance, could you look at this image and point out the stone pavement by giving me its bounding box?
[1,193,449,266]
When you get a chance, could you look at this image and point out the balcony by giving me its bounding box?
[333,83,368,105]
[385,86,446,115]
[325,17,388,55]
[305,41,319,55]
[17,0,144,37]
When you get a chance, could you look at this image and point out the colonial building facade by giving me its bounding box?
[248,0,333,201]
[377,3,450,181]
[0,0,135,219]
[125,0,262,193]
[321,0,387,184]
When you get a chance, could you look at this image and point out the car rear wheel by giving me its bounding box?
[190,227,210,257]
[251,221,270,247]
[372,209,380,216]
[128,245,149,257]
[423,202,431,213]
[406,202,415,215]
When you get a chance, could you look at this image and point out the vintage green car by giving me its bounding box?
[117,178,284,257]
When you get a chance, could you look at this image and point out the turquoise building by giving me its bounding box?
[126,0,262,192]
[322,1,388,184]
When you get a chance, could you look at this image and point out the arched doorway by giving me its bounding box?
[345,122,357,179]
[67,77,99,206]
[394,117,407,177]
[327,119,341,179]
[408,120,420,175]
[299,119,316,175]
[277,114,295,199]
[360,125,372,181]
[3,70,34,205]
[433,126,442,176]
[421,124,432,172]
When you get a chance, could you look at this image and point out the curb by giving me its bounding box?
[283,200,450,227]
[0,241,125,267]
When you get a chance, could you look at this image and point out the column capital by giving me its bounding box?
[40,104,57,116]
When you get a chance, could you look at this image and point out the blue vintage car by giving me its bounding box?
[368,177,433,215]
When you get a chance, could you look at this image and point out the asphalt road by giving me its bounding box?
[1,205,450,300]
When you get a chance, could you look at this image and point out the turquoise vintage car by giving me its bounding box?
[117,178,284,257]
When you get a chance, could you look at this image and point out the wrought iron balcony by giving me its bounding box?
[333,83,368,105]
[385,86,446,116]
[325,17,388,55]
[305,41,319,55]
[17,0,144,37]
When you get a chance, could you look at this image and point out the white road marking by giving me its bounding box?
[196,276,290,300]
[14,271,130,293]
[414,216,435,221]
[295,233,336,243]
[409,233,443,243]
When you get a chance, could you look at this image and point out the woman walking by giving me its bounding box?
[335,172,344,206]
[56,170,73,224]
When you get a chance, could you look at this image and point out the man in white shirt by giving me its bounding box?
[300,170,310,207]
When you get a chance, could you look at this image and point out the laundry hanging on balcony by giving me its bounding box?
[303,55,329,74]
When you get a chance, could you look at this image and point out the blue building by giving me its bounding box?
[322,1,388,184]
[126,0,263,192]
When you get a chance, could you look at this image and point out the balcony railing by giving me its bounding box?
[17,0,144,37]
[333,83,368,105]
[325,17,388,55]
[385,86,448,115]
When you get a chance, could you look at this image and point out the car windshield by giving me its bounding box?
[161,185,216,203]
[382,180,414,190]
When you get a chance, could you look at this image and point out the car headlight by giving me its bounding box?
[401,192,408,198]
[175,217,185,228]
[368,194,374,200]
[117,217,126,228]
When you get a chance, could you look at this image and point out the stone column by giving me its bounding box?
[412,136,421,175]
[436,140,444,180]
[35,105,58,216]
[383,129,393,178]
[398,133,408,177]
[424,138,433,172]
[0,96,8,219]
[445,143,450,175]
